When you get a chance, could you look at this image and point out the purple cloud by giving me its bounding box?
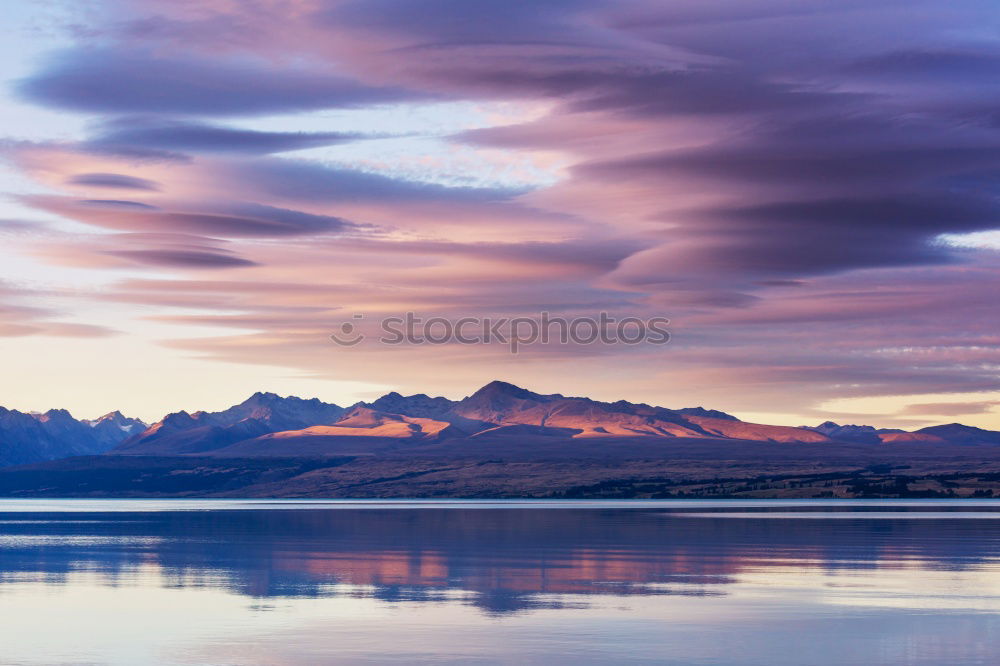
[227,158,526,203]
[18,49,428,115]
[88,119,371,155]
[67,172,161,191]
[28,196,361,238]
[104,249,257,269]
[328,0,600,43]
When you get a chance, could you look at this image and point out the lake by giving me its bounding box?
[1,499,999,665]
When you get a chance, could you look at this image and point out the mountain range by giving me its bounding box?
[0,407,145,467]
[4,380,999,468]
[107,380,842,457]
[2,380,1000,498]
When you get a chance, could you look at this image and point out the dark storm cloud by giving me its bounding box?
[88,119,370,155]
[17,49,425,115]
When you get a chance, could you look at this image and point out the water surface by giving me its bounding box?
[1,499,998,665]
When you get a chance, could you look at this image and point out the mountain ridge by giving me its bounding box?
[0,406,146,467]
[3,381,999,468]
[111,381,1000,458]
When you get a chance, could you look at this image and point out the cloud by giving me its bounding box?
[901,401,1000,416]
[446,65,856,117]
[225,158,524,204]
[31,231,260,271]
[845,49,1000,81]
[582,142,1000,192]
[88,119,371,155]
[103,249,257,269]
[40,322,120,338]
[338,236,644,274]
[17,49,427,116]
[26,196,361,238]
[576,121,1000,280]
[66,172,161,191]
[0,281,120,338]
[328,0,603,43]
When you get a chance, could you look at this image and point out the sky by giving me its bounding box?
[0,0,999,428]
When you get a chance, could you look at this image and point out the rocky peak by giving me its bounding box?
[37,408,75,423]
[470,380,550,402]
[367,391,456,419]
[675,406,739,421]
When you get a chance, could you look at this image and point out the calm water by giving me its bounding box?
[1,500,999,665]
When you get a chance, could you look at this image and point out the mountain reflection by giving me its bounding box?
[1,505,999,615]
